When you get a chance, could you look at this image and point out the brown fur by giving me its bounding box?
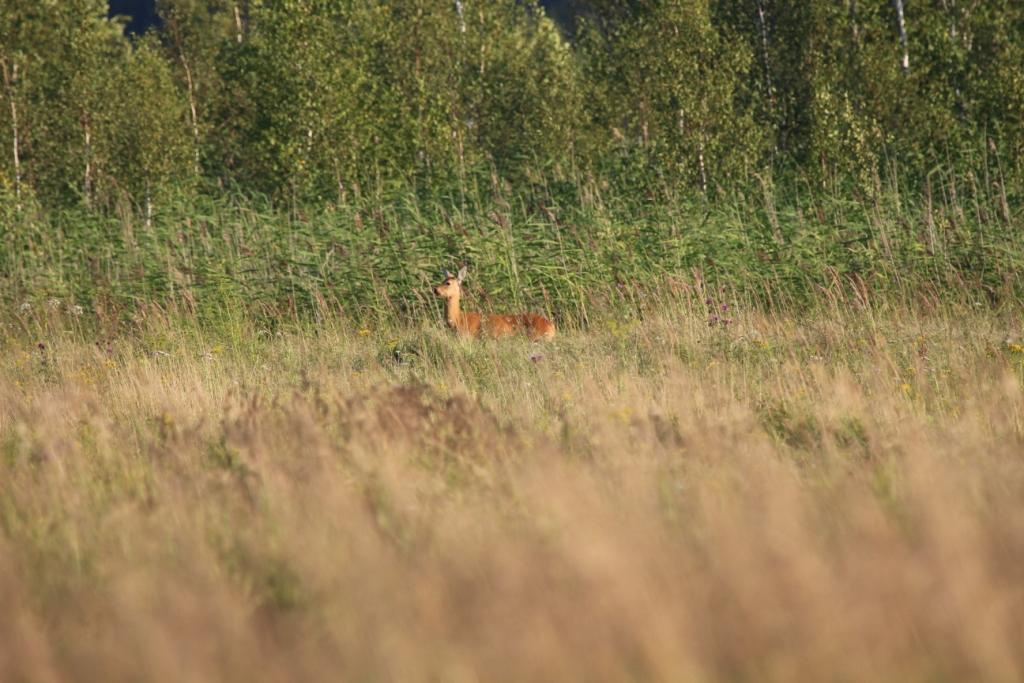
[433,273,556,341]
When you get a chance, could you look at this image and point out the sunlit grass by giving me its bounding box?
[1,297,1023,681]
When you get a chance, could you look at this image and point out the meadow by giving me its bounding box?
[5,2,1024,678]
[2,288,1023,682]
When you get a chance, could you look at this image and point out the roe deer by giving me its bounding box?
[433,267,556,340]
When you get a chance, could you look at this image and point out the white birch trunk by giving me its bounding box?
[941,0,963,110]
[181,55,201,175]
[233,3,244,43]
[756,1,775,106]
[848,0,860,48]
[83,115,93,206]
[893,0,909,72]
[1,59,21,204]
[679,108,706,194]
[698,143,708,196]
[455,0,465,33]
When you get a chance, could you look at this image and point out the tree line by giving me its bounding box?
[1,0,1022,211]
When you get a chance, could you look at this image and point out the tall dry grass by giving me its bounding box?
[1,298,1023,682]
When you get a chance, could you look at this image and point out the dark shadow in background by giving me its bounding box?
[107,0,160,34]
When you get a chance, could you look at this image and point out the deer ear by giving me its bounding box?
[445,270,454,279]
[457,266,468,282]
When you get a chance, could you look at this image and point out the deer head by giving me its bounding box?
[433,267,467,299]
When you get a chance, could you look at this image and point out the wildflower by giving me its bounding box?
[358,328,371,337]
[71,305,84,316]
[47,298,61,309]
[901,382,912,395]
[19,302,30,312]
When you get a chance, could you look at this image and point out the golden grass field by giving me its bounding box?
[2,294,1023,682]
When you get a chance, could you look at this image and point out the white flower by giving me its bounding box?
[71,305,84,316]
[19,302,31,312]
[47,298,61,309]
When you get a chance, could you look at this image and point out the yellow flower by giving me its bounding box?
[358,328,371,337]
[900,382,912,394]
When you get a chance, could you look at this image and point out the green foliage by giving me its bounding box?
[204,0,580,201]
[0,0,194,208]
[156,0,237,174]
[799,1,1024,180]
[1,0,1024,321]
[454,2,582,179]
[4,0,1024,205]
[2,176,1021,330]
[579,0,764,193]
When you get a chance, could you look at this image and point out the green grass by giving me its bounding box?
[2,168,1024,679]
[3,170,1022,330]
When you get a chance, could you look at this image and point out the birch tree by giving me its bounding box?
[892,0,909,72]
[0,1,50,204]
[581,0,762,193]
[157,0,235,176]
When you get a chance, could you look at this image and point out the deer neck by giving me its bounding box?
[444,293,463,329]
